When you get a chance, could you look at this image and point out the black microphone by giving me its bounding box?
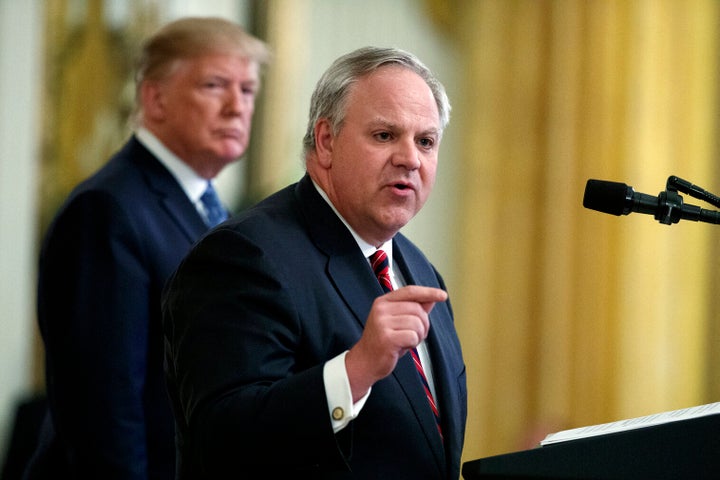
[583,179,720,225]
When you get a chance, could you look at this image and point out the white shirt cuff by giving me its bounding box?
[323,351,371,433]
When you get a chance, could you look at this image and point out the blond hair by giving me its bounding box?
[133,17,271,123]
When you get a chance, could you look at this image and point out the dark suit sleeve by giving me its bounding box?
[163,227,348,475]
[39,190,151,479]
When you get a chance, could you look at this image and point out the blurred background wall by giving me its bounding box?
[1,0,719,472]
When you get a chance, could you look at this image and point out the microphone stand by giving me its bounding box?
[666,176,720,208]
[656,176,720,225]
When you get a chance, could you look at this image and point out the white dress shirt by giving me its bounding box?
[135,127,218,224]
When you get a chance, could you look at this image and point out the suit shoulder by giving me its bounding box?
[229,183,301,234]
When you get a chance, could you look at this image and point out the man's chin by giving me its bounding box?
[378,212,416,237]
[216,145,247,163]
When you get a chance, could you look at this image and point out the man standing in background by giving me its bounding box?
[24,17,270,480]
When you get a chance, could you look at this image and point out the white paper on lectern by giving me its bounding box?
[540,401,720,446]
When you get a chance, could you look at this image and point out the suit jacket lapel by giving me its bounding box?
[127,137,209,242]
[395,239,465,480]
[393,242,450,469]
[296,175,380,328]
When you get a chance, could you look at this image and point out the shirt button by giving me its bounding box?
[332,407,344,421]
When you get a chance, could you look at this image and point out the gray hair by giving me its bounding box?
[302,46,451,157]
[133,17,271,124]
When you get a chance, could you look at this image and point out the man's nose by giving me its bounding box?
[224,87,251,116]
[391,138,422,170]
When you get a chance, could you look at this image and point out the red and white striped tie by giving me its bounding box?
[369,250,443,439]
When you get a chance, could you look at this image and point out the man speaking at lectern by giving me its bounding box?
[162,46,467,479]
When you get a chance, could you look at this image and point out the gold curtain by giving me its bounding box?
[447,0,720,462]
[244,0,310,204]
[40,0,159,233]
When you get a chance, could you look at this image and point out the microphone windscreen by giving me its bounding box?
[583,179,629,215]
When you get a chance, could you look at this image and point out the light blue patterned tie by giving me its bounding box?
[200,182,227,227]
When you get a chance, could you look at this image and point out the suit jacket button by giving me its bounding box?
[332,407,344,421]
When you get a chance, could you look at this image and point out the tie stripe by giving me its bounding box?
[409,349,440,417]
[369,250,443,439]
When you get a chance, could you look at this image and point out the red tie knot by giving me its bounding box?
[370,250,392,293]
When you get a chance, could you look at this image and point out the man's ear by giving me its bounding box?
[314,119,334,168]
[140,81,165,122]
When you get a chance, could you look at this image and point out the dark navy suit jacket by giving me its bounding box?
[26,136,210,480]
[162,174,467,479]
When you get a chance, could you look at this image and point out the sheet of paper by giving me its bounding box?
[540,402,720,446]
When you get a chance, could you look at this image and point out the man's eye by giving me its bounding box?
[375,132,391,141]
[202,77,228,89]
[418,138,434,148]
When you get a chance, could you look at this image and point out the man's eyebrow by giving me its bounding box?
[419,127,441,137]
[367,118,395,129]
[366,118,440,136]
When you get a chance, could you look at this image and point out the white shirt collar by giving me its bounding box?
[135,127,209,203]
[310,179,394,264]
